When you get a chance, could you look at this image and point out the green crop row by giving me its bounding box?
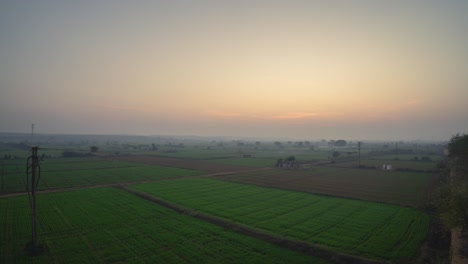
[0,188,328,263]
[131,178,429,260]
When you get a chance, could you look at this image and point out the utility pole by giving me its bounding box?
[31,147,38,247]
[31,123,35,138]
[395,142,399,159]
[358,141,362,167]
[25,146,43,255]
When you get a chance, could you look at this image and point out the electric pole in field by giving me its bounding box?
[358,141,362,167]
[395,142,399,159]
[25,146,44,255]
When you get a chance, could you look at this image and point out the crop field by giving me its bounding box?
[215,166,435,207]
[0,188,328,263]
[131,178,429,260]
[0,136,442,263]
[1,158,203,194]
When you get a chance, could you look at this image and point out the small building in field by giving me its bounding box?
[382,164,392,170]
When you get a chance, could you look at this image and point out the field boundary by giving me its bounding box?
[117,185,390,264]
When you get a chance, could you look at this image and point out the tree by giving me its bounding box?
[286,156,296,162]
[335,140,347,147]
[448,134,468,160]
[438,134,468,228]
[274,141,282,148]
[90,146,99,152]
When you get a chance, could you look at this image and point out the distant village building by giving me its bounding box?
[381,164,392,170]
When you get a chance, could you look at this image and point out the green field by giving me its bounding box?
[0,137,440,262]
[132,178,429,260]
[1,158,203,194]
[0,188,328,263]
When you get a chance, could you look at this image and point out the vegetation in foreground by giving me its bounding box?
[0,188,328,263]
[132,178,429,260]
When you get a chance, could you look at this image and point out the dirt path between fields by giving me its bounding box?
[116,185,388,264]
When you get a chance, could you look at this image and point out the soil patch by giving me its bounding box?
[108,155,255,173]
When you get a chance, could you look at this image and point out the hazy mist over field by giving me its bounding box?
[1,1,468,141]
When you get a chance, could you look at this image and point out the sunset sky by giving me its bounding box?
[1,1,467,140]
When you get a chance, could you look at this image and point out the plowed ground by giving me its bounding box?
[109,155,256,173]
[213,167,436,207]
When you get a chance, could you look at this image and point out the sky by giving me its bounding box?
[1,0,467,141]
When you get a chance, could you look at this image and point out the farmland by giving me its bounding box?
[0,135,444,263]
[215,166,436,207]
[332,158,439,171]
[1,157,203,194]
[0,188,327,263]
[131,178,430,260]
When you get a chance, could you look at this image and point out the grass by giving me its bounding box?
[0,188,328,263]
[131,178,429,260]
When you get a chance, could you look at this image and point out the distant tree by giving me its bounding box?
[274,141,282,148]
[335,140,347,147]
[332,151,340,158]
[151,143,158,151]
[286,156,296,162]
[90,146,99,152]
[421,156,432,162]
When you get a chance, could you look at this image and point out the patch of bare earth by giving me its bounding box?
[108,155,255,173]
[211,168,434,207]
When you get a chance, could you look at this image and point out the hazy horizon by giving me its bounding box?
[1,1,468,141]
